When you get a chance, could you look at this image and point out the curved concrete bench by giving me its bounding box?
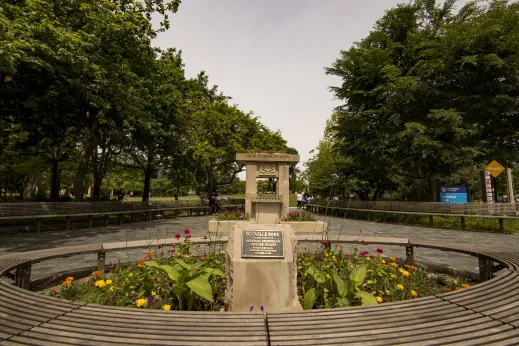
[1,237,519,345]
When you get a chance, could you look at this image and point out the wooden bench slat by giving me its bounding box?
[25,326,268,345]
[269,320,507,345]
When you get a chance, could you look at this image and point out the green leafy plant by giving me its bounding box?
[145,258,224,310]
[213,209,250,221]
[282,210,317,222]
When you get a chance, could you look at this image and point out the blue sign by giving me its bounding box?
[439,185,468,203]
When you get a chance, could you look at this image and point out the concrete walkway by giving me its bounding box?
[1,214,518,278]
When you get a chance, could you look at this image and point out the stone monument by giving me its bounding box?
[236,152,300,223]
[225,223,302,312]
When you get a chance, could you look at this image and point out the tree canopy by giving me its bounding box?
[0,0,292,201]
[308,0,519,201]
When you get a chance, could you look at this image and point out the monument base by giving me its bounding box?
[225,223,302,312]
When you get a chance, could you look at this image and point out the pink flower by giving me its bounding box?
[175,234,181,239]
[184,229,190,235]
[376,248,383,254]
[360,250,369,257]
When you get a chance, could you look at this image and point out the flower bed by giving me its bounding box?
[282,210,317,222]
[213,209,250,221]
[298,242,472,308]
[48,229,473,311]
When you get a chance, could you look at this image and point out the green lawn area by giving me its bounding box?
[127,194,298,207]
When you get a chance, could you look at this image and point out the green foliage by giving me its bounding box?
[282,210,317,222]
[319,0,519,201]
[213,210,250,221]
[0,0,290,202]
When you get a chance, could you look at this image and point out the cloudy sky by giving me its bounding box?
[153,0,406,171]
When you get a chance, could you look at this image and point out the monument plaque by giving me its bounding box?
[242,230,284,258]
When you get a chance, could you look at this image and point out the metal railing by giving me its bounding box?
[310,200,518,216]
[0,199,246,217]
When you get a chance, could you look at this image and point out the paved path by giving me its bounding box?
[1,215,518,278]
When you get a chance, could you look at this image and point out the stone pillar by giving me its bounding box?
[245,164,257,217]
[278,164,290,217]
[225,223,301,312]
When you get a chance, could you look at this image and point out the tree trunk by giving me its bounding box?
[50,159,60,201]
[174,169,179,200]
[74,118,100,201]
[142,169,151,202]
[93,175,103,200]
[428,176,438,202]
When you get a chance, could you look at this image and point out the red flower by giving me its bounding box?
[148,277,155,282]
[160,252,163,255]
[175,234,181,239]
[184,229,190,235]
[360,250,369,257]
[359,229,363,233]
[168,249,176,253]
[146,253,152,259]
[322,241,329,246]
[158,244,162,249]
[332,280,336,285]
[182,251,187,255]
[376,248,383,254]
[111,264,117,270]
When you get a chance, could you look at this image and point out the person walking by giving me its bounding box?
[296,191,303,209]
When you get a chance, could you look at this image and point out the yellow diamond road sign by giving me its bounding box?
[485,160,505,178]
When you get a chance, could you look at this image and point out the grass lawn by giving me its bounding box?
[127,194,298,207]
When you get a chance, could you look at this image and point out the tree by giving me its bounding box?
[325,0,519,201]
[187,100,289,199]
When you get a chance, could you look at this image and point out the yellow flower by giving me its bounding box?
[152,291,156,296]
[324,253,328,257]
[136,298,146,307]
[109,286,116,292]
[376,296,383,303]
[332,256,336,260]
[390,256,396,261]
[95,280,106,288]
[366,257,372,261]
[397,284,404,290]
[411,290,417,297]
[391,274,397,279]
[163,304,171,311]
[381,259,386,264]
[106,280,113,285]
[128,272,133,277]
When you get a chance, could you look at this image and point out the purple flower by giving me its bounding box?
[331,173,339,179]
[333,196,339,201]
[156,214,162,218]
[147,297,153,303]
[260,306,264,311]
[250,306,254,312]
[216,197,221,201]
[258,192,263,195]
[148,202,153,206]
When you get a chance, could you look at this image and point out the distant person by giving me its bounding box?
[296,191,303,209]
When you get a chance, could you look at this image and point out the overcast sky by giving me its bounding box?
[153,0,406,173]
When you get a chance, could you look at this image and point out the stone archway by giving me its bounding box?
[236,152,299,223]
